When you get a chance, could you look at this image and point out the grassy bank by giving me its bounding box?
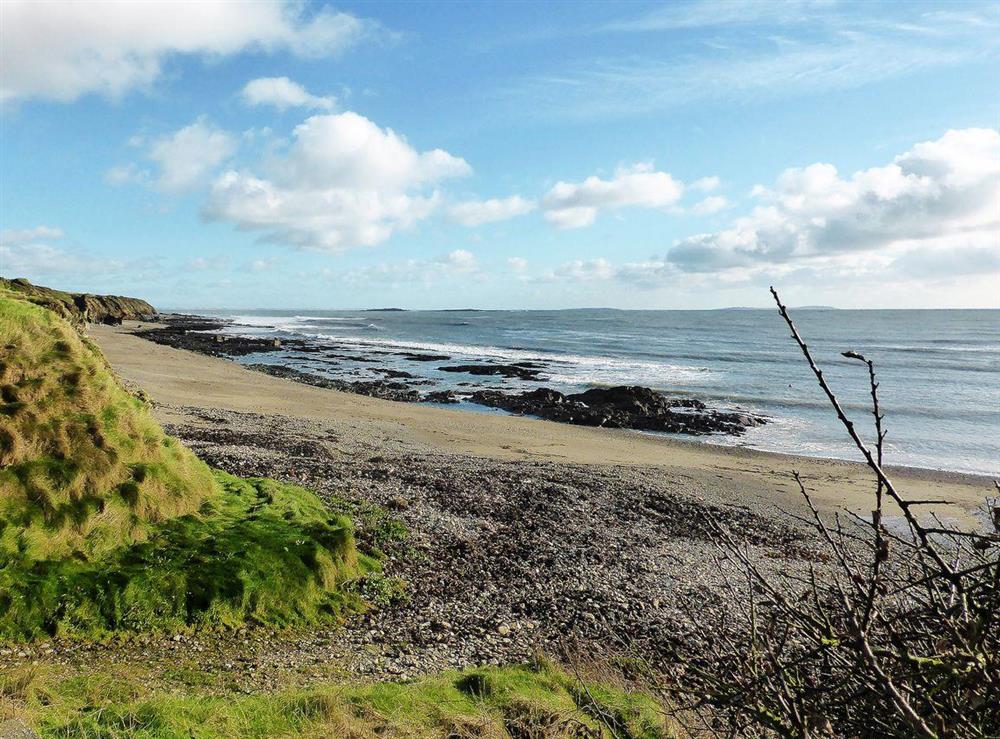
[1,659,669,738]
[0,290,372,639]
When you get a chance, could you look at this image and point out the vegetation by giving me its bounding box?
[0,290,369,639]
[0,659,670,738]
[0,277,155,325]
[663,290,999,737]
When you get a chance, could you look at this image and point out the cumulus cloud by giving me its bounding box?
[542,163,684,228]
[241,76,335,111]
[1,0,381,103]
[667,128,1000,277]
[148,119,237,193]
[204,111,471,251]
[106,119,236,193]
[447,196,536,226]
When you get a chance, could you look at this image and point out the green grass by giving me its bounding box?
[1,660,673,738]
[0,470,375,639]
[0,291,371,639]
[0,277,155,325]
[0,290,217,564]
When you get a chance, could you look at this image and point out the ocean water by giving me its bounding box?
[196,308,1000,477]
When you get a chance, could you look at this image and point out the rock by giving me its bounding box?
[373,368,415,379]
[241,365,421,402]
[438,363,546,381]
[423,390,459,404]
[136,316,293,358]
[399,352,451,362]
[469,385,765,436]
[569,386,706,414]
[388,496,410,511]
[0,719,39,739]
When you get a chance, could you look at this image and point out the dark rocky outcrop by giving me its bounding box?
[0,277,157,325]
[469,385,766,436]
[438,363,546,381]
[247,364,422,403]
[137,316,297,357]
[398,352,451,362]
[423,390,460,404]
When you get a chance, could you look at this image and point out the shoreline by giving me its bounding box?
[91,321,994,524]
[140,310,1000,480]
[6,312,993,698]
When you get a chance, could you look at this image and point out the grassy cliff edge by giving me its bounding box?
[0,288,369,639]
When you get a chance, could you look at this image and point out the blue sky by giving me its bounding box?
[1,0,998,310]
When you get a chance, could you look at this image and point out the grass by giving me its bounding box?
[0,291,370,639]
[0,470,376,639]
[0,290,217,563]
[0,277,155,325]
[0,660,672,738]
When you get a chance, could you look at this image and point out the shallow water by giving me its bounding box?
[194,308,1000,476]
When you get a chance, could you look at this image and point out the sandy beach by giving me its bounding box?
[92,322,993,524]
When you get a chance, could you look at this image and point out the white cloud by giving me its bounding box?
[0,225,64,245]
[507,256,528,272]
[107,120,236,193]
[242,76,335,111]
[691,176,721,192]
[147,119,237,193]
[1,1,381,103]
[892,244,1000,279]
[542,163,684,229]
[692,195,729,215]
[438,249,478,272]
[667,128,1000,278]
[533,258,616,282]
[187,255,229,271]
[447,196,536,226]
[340,250,480,285]
[614,258,677,287]
[0,227,123,277]
[204,111,470,251]
[104,163,148,187]
[247,257,281,272]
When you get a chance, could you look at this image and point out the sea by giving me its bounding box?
[191,308,1000,477]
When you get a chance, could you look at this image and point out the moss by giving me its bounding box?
[0,469,374,640]
[0,291,370,640]
[4,661,673,738]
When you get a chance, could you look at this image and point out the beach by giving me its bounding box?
[7,320,971,687]
[93,321,992,524]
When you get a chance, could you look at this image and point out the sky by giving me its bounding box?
[1,0,998,310]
